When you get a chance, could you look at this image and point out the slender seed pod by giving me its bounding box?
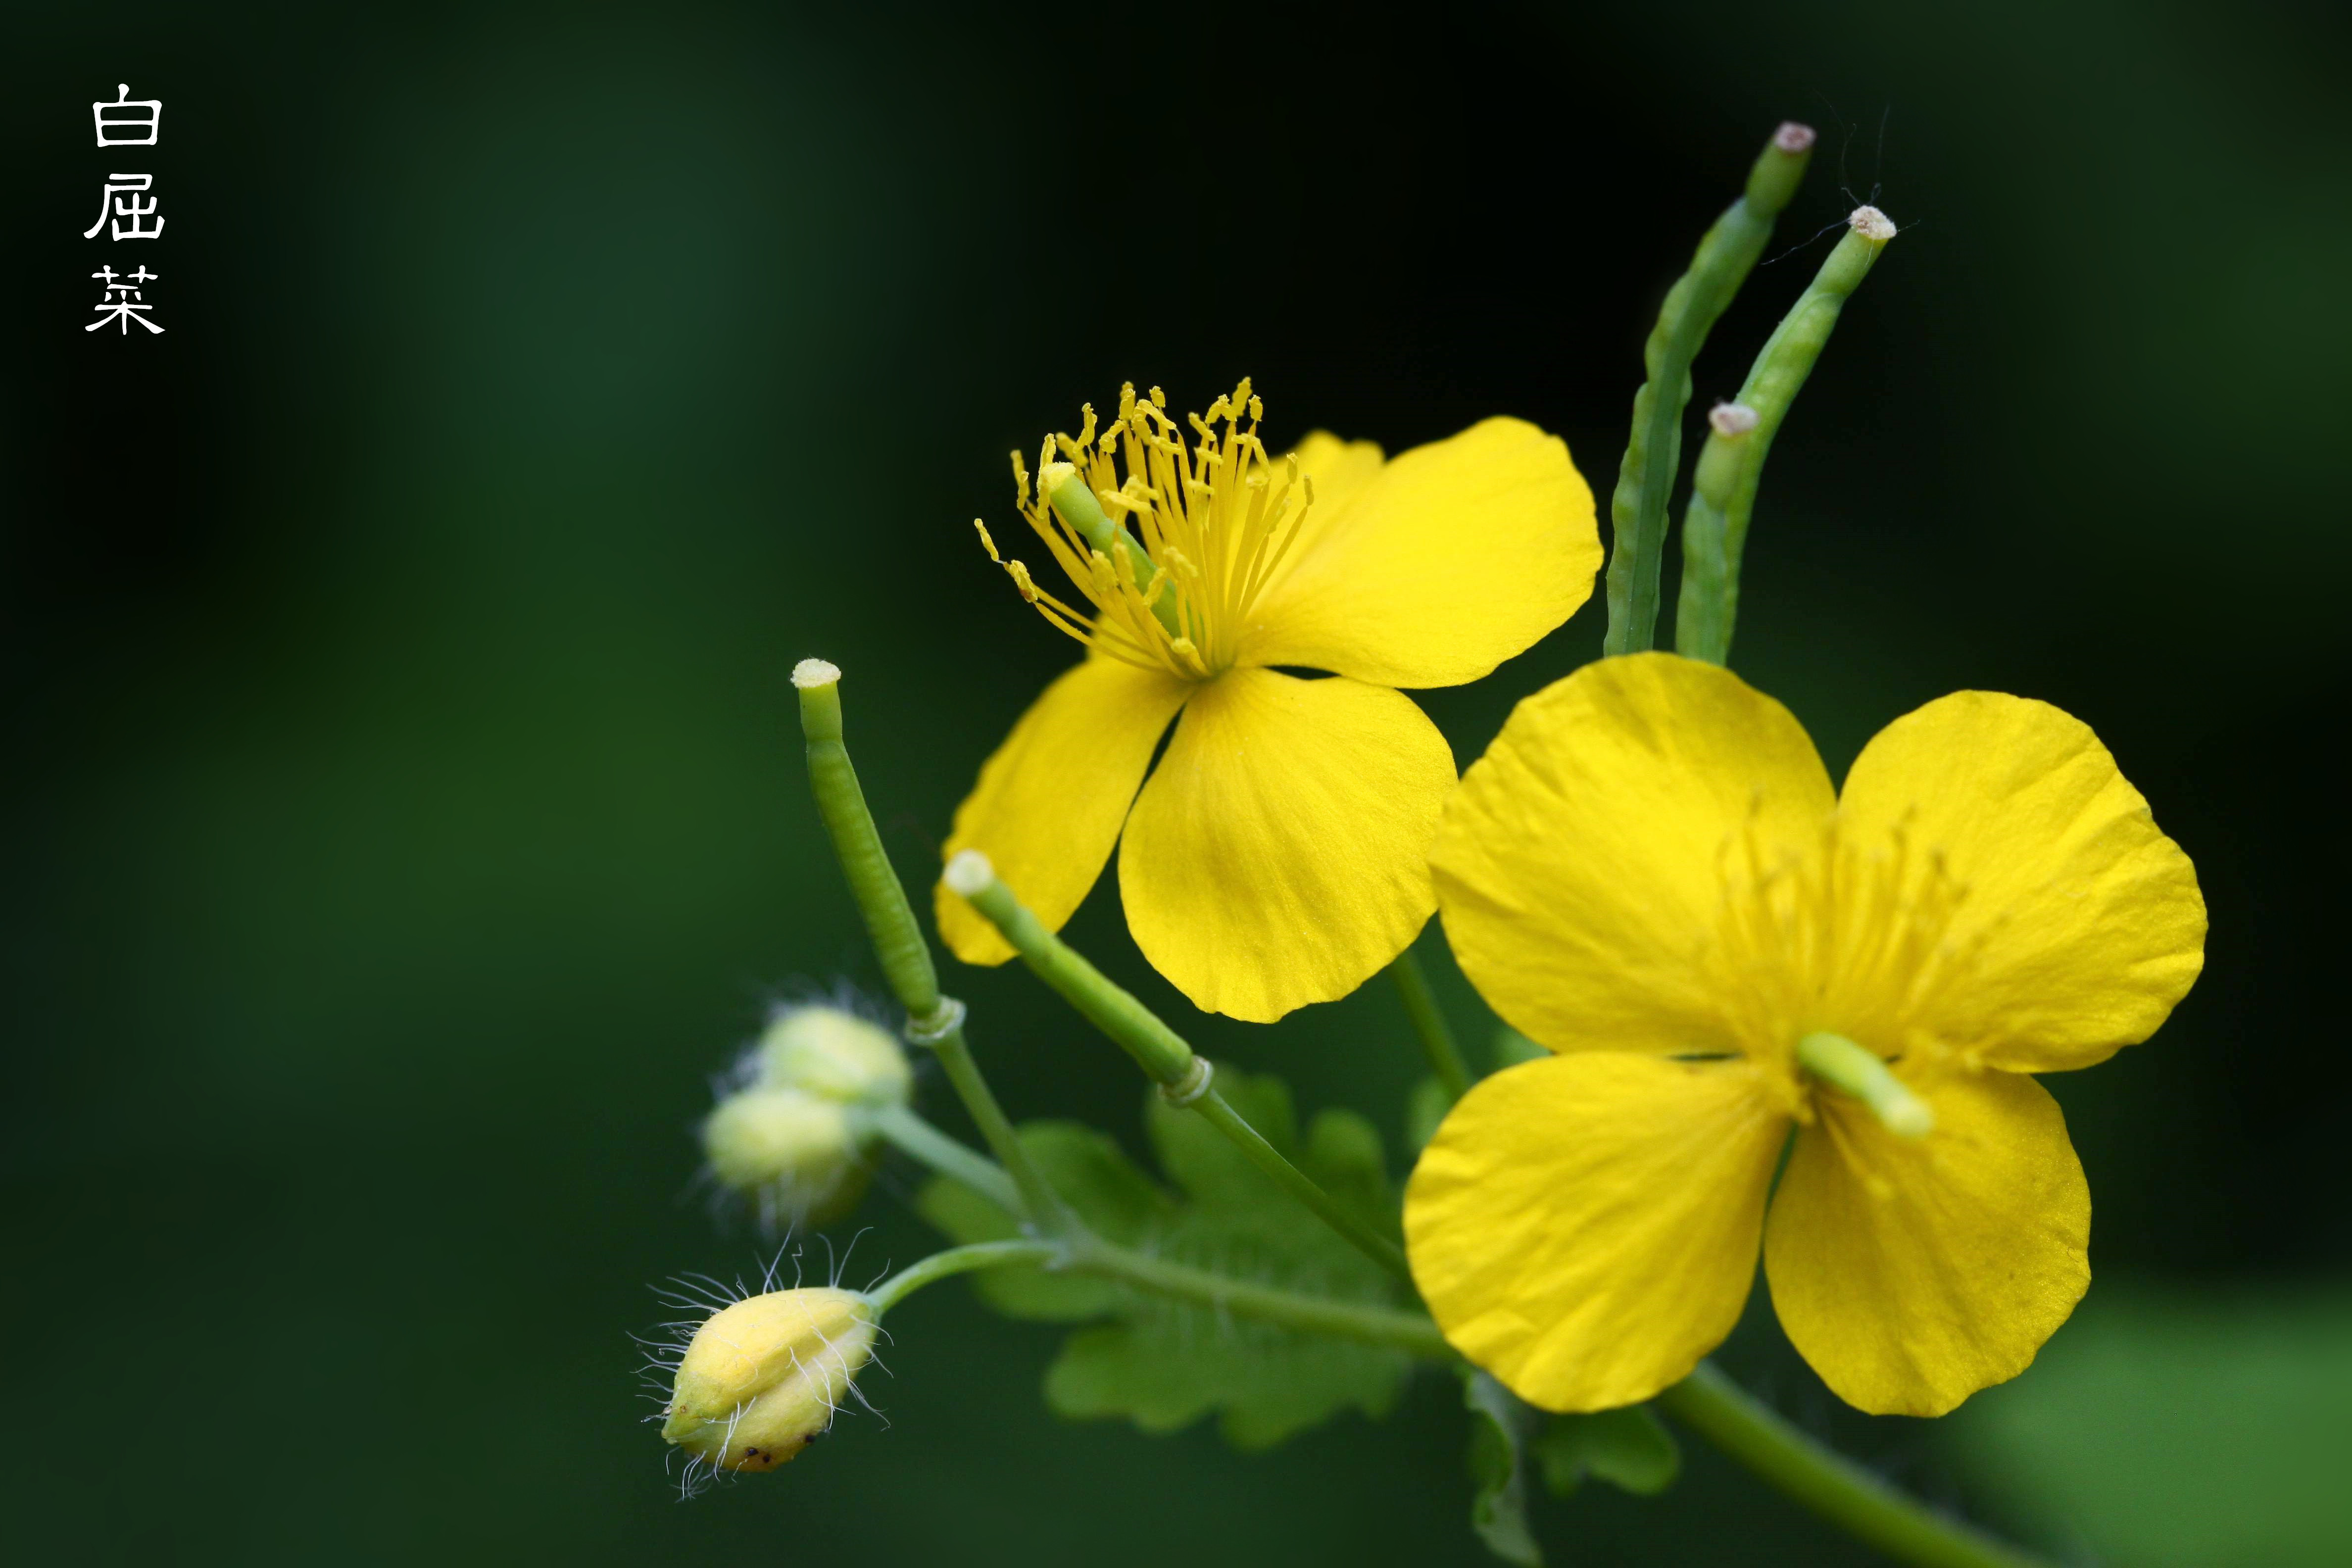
[1604,121,1815,657]
[1674,207,1898,665]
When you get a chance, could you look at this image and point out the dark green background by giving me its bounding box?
[6,1,2347,1563]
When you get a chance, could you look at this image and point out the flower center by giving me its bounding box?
[973,379,1313,682]
[1704,806,1992,1113]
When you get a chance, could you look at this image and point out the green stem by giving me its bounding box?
[868,1239,1062,1316]
[793,661,1068,1229]
[942,848,1411,1283]
[793,661,939,1019]
[867,1235,1453,1359]
[920,1012,1075,1230]
[1604,122,1815,657]
[1071,1238,1451,1359]
[1389,949,1473,1102]
[1675,209,1897,666]
[868,1102,1022,1214]
[946,854,1194,1085]
[1659,1364,2052,1568]
[1189,1088,1413,1283]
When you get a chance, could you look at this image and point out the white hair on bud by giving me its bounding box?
[1773,121,1816,153]
[941,849,995,897]
[791,658,841,689]
[1849,205,1897,242]
[1709,402,1762,438]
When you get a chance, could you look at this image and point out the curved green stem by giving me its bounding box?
[867,1235,1451,1359]
[1659,1364,2052,1568]
[943,848,1411,1282]
[946,854,1194,1086]
[794,663,1068,1230]
[868,1239,1062,1316]
[915,1011,1075,1231]
[1605,122,1814,657]
[1070,1238,1451,1358]
[1674,210,1895,665]
[793,662,940,1018]
[1189,1088,1412,1283]
[869,1102,1021,1214]
[1389,948,1473,1102]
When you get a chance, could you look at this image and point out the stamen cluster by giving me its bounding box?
[976,379,1313,681]
[1706,812,1991,1111]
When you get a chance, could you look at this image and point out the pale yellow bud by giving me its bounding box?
[701,1088,870,1228]
[662,1287,877,1471]
[756,1004,912,1106]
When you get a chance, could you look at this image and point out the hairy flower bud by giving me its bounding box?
[662,1287,877,1471]
[756,1004,912,1106]
[701,1087,870,1228]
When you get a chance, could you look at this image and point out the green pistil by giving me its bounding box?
[1795,1031,1935,1138]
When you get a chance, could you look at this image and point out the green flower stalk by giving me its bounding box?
[1676,206,1899,665]
[1604,121,1815,657]
[792,660,941,1023]
[942,847,1412,1282]
[792,658,1070,1229]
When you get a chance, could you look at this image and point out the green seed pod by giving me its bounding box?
[756,1004,912,1107]
[662,1287,877,1472]
[701,1087,871,1229]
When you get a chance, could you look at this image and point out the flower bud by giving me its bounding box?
[701,1087,871,1228]
[662,1287,877,1471]
[756,1004,912,1106]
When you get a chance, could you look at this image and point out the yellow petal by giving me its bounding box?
[1239,417,1601,688]
[936,657,1192,966]
[1118,666,1453,1021]
[1433,652,1835,1055]
[1284,429,1386,520]
[1406,1053,1788,1411]
[1764,1068,2090,1416]
[1838,691,2206,1072]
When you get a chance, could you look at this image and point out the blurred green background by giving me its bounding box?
[6,0,2348,1563]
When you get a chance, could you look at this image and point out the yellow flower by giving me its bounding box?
[1404,653,2205,1416]
[934,380,1600,1022]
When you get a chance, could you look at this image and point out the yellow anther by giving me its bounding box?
[973,518,1003,563]
[973,382,1313,683]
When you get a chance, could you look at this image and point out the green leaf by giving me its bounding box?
[1464,1370,1545,1567]
[1534,1406,1681,1498]
[1953,1285,2352,1567]
[917,1066,1413,1451]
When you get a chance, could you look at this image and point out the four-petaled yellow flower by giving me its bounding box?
[935,381,1600,1022]
[1404,653,2205,1416]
